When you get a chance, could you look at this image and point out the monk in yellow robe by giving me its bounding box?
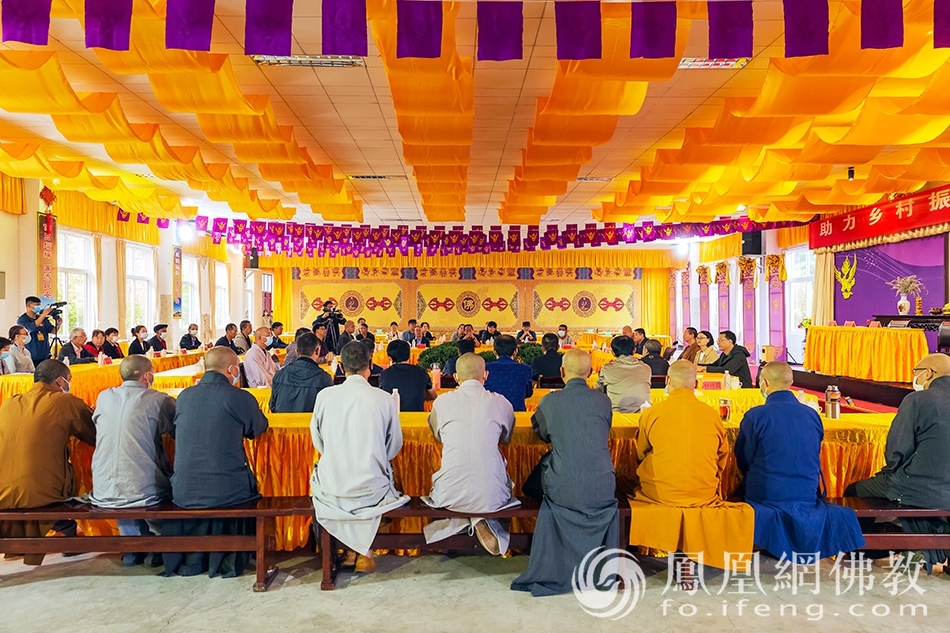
[629,360,753,570]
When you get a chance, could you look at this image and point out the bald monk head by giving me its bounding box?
[913,353,950,390]
[253,326,271,349]
[621,325,634,338]
[759,361,794,397]
[561,348,592,382]
[119,354,154,386]
[667,360,698,391]
[455,352,487,384]
[206,346,240,385]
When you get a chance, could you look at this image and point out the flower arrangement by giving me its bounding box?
[798,318,812,329]
[886,275,926,297]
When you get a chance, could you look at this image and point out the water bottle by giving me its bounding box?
[392,388,400,411]
[330,356,339,376]
[825,385,841,419]
[723,370,730,391]
[796,389,806,404]
[97,352,105,367]
[63,356,69,366]
[431,363,441,390]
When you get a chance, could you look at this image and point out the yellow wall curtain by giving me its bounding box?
[182,234,227,262]
[642,268,672,339]
[0,173,25,215]
[116,239,127,335]
[93,234,102,328]
[813,251,835,326]
[260,248,686,271]
[273,267,293,328]
[207,257,217,343]
[699,234,742,263]
[776,225,809,250]
[55,191,161,245]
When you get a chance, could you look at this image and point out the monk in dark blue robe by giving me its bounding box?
[734,362,864,561]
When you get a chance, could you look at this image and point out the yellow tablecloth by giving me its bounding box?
[804,325,928,383]
[67,408,890,552]
[578,333,672,351]
[159,386,273,414]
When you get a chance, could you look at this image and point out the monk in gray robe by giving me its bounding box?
[511,349,618,596]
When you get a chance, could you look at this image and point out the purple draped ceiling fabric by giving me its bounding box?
[85,0,133,51]
[166,0,216,51]
[707,0,753,58]
[861,0,903,49]
[782,0,829,57]
[477,1,524,61]
[630,1,676,59]
[554,0,602,60]
[323,0,368,56]
[245,0,295,56]
[396,0,443,58]
[1,0,52,45]
[936,0,950,48]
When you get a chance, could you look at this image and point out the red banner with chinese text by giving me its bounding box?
[809,185,950,249]
[37,213,57,302]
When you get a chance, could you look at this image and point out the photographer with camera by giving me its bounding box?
[16,296,62,365]
[312,300,346,354]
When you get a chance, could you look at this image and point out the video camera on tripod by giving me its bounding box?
[46,300,68,320]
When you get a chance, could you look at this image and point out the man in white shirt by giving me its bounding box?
[556,324,574,348]
[243,327,278,387]
[423,353,518,555]
[310,341,409,573]
[90,355,177,565]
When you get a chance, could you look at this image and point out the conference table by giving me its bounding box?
[804,325,928,383]
[67,401,891,552]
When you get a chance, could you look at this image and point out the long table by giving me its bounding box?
[73,390,886,551]
[0,352,206,407]
[804,325,928,383]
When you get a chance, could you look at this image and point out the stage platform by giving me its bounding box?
[791,366,911,410]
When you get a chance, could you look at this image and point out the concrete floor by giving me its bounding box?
[1,551,949,633]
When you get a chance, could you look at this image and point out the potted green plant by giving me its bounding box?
[886,275,926,316]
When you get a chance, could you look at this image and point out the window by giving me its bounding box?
[126,244,153,330]
[245,273,254,321]
[215,261,229,329]
[180,255,199,326]
[785,248,816,364]
[57,231,94,333]
[262,272,273,314]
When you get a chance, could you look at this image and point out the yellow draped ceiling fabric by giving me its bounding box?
[181,235,228,263]
[259,246,686,270]
[591,0,950,226]
[698,233,742,263]
[54,191,161,246]
[368,0,472,222]
[0,173,25,215]
[506,4,689,224]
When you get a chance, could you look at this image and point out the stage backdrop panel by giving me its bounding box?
[416,283,519,329]
[296,281,403,327]
[532,282,636,330]
[834,235,948,329]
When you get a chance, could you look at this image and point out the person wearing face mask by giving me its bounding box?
[147,324,169,354]
[555,324,573,349]
[163,347,268,578]
[243,327,278,388]
[102,328,125,360]
[0,359,95,565]
[179,324,202,351]
[16,296,63,365]
[6,326,35,374]
[845,353,950,567]
[89,355,177,566]
[128,325,150,356]
[0,337,12,375]
[733,362,865,563]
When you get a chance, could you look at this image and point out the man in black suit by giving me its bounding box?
[214,323,240,353]
[531,333,563,380]
[57,328,97,364]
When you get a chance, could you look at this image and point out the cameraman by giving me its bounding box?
[312,300,345,354]
[16,296,61,365]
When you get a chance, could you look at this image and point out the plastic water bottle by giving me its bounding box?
[796,389,806,404]
[63,356,69,366]
[723,370,730,390]
[97,352,105,367]
[392,388,400,411]
[431,363,441,390]
[330,356,339,376]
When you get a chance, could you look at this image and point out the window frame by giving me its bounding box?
[56,229,95,333]
[125,243,154,330]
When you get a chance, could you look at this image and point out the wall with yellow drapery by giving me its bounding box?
[181,234,227,262]
[699,233,742,263]
[54,190,160,245]
[0,173,25,215]
[776,225,809,250]
[268,249,679,338]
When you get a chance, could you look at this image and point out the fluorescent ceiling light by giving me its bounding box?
[678,57,750,69]
[252,55,365,68]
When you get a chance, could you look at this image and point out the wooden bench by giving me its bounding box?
[829,497,950,551]
[318,494,632,590]
[0,496,312,592]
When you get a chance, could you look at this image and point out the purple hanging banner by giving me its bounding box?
[554,1,601,60]
[697,266,711,332]
[681,269,691,328]
[245,0,295,56]
[166,0,216,51]
[477,1,523,61]
[783,0,828,57]
[739,257,757,362]
[85,0,133,50]
[707,0,753,58]
[669,271,678,341]
[861,0,903,49]
[716,262,730,330]
[766,255,787,362]
[937,0,950,48]
[630,0,676,59]
[323,0,368,56]
[397,0,443,59]
[1,0,52,45]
